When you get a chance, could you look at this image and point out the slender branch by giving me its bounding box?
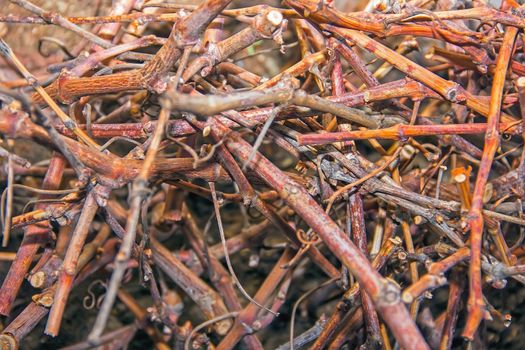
[463,26,519,341]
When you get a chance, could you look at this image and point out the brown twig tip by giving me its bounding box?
[29,271,46,289]
[0,334,18,350]
[516,76,525,88]
[266,10,284,26]
[402,291,414,304]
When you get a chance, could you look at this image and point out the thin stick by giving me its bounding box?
[297,121,521,145]
[289,278,337,350]
[2,157,14,247]
[209,181,278,316]
[184,312,240,350]
[243,104,285,170]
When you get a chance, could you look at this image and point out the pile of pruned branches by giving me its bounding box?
[1,0,525,348]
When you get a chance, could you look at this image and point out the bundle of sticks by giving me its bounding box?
[1,0,525,348]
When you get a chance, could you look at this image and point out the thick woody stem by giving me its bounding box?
[463,26,519,341]
[46,190,100,336]
[169,87,381,128]
[0,303,49,349]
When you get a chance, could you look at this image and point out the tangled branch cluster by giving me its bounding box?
[1,0,525,348]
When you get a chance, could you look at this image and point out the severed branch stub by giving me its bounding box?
[1,0,525,349]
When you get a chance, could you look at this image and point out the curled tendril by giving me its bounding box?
[83,280,107,310]
[296,228,321,245]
